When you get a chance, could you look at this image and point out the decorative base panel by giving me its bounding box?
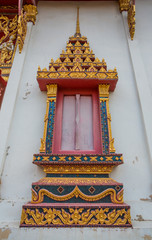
[20,203,132,228]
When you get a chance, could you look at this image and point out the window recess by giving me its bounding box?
[61,94,93,151]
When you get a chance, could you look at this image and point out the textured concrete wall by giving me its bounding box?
[0,0,152,239]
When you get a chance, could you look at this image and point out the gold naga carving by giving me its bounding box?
[20,207,131,226]
[31,186,123,204]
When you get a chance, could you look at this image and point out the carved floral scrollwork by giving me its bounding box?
[0,15,18,45]
[0,15,18,65]
[20,207,132,226]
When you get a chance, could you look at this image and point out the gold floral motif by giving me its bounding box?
[23,5,38,25]
[17,10,27,53]
[59,72,69,78]
[20,207,131,226]
[48,72,59,78]
[43,164,114,174]
[0,42,14,65]
[0,15,17,45]
[0,15,18,74]
[37,71,48,78]
[87,71,97,78]
[69,72,86,78]
[31,186,123,204]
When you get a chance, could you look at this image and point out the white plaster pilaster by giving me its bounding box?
[0,22,33,177]
[122,11,152,165]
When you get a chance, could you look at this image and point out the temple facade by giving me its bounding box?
[0,0,152,239]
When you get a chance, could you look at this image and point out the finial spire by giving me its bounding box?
[75,7,81,37]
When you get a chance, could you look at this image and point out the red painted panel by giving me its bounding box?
[0,81,6,109]
[37,78,117,92]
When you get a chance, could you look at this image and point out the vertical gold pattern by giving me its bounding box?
[128,1,135,40]
[40,84,57,153]
[76,7,81,36]
[99,84,115,153]
[17,10,27,53]
[106,99,116,153]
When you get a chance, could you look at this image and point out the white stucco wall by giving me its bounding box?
[0,1,152,239]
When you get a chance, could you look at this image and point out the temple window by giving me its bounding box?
[53,88,102,154]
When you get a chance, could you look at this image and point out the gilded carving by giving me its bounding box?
[46,84,57,98]
[0,67,11,82]
[31,186,123,204]
[99,84,110,98]
[119,0,130,12]
[0,15,17,45]
[20,207,131,226]
[106,100,116,153]
[37,19,118,82]
[37,177,120,185]
[20,7,132,228]
[128,1,135,40]
[40,84,57,153]
[17,10,27,53]
[33,154,123,163]
[0,15,18,68]
[43,164,114,174]
[99,84,115,153]
[0,15,18,85]
[23,5,38,25]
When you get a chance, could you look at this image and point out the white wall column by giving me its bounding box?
[122,11,152,166]
[0,22,33,177]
